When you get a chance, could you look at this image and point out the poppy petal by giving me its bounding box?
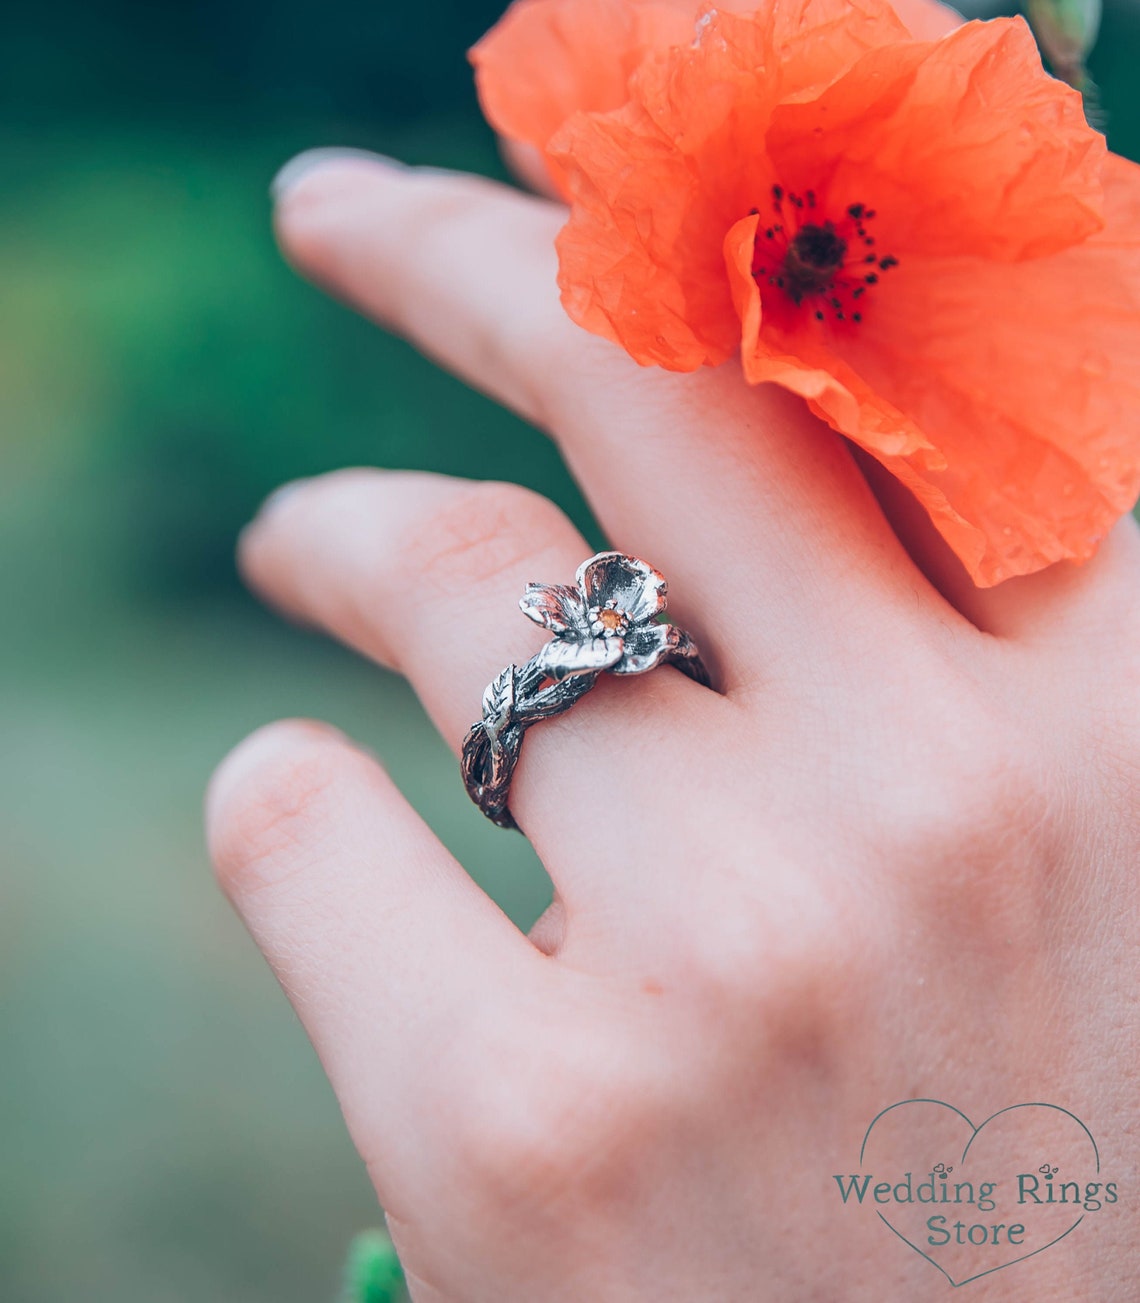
[723,214,939,459]
[824,153,1140,584]
[764,19,1105,263]
[473,0,958,201]
[555,105,735,369]
[471,0,698,197]
[887,0,960,38]
[551,0,914,369]
[485,0,1140,585]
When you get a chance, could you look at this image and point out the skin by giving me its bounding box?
[206,152,1140,1300]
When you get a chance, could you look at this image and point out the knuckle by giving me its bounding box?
[405,180,551,326]
[866,706,1056,946]
[209,721,358,897]
[670,879,864,1056]
[402,182,584,418]
[1079,688,1140,828]
[671,898,780,1007]
[399,480,569,599]
[403,174,500,258]
[448,1027,660,1223]
[912,742,1048,871]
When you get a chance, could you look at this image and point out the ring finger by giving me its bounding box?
[239,466,727,883]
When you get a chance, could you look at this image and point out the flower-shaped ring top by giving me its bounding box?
[521,552,704,682]
[461,552,710,828]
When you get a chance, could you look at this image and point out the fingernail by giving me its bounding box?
[238,478,310,560]
[255,477,311,520]
[270,147,407,203]
[206,718,351,835]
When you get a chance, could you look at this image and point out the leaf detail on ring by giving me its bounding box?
[482,665,516,750]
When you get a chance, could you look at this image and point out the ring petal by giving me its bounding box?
[576,551,668,622]
[520,582,588,633]
[536,634,624,680]
[612,622,672,674]
[614,623,707,680]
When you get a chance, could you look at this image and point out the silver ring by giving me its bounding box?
[461,551,710,828]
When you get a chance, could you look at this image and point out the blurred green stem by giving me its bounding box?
[1026,0,1103,117]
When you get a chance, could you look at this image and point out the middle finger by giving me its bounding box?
[272,155,950,685]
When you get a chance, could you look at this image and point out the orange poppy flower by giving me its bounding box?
[474,0,1140,586]
[472,0,959,198]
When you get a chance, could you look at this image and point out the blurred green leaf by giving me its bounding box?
[342,1230,407,1303]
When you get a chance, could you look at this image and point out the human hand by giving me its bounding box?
[206,152,1140,1300]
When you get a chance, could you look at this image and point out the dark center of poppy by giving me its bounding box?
[782,223,847,303]
[749,186,898,325]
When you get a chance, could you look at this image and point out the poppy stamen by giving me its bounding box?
[751,184,898,325]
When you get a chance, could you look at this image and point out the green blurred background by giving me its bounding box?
[1,1,1137,1299]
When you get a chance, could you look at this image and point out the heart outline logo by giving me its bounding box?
[858,1100,1100,1287]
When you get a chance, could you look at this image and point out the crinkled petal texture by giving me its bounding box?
[472,0,958,196]
[577,552,668,620]
[554,0,916,368]
[837,155,1140,580]
[545,2,1140,585]
[472,0,696,197]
